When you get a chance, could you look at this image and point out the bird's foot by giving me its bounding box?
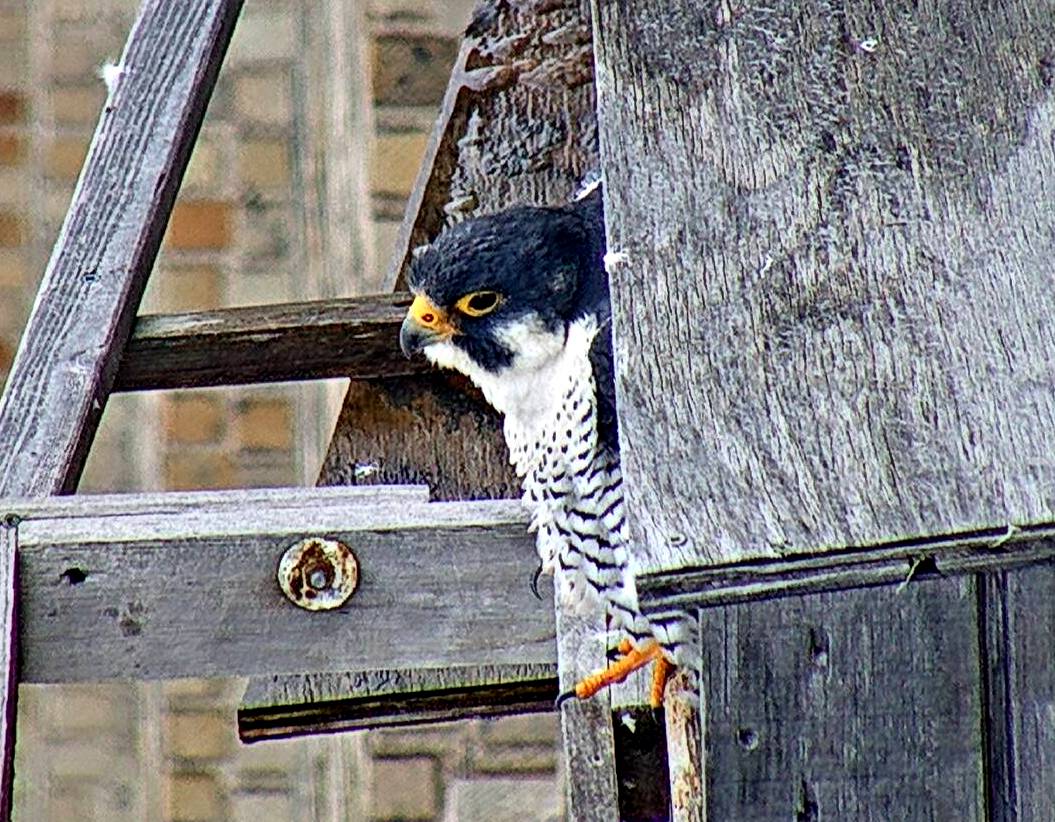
[556,640,670,709]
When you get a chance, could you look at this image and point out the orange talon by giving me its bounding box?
[573,640,665,700]
[650,655,675,708]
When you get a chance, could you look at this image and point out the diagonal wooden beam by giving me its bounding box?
[0,0,244,496]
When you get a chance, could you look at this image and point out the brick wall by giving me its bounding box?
[2,0,564,820]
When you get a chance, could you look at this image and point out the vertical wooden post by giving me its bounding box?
[555,592,620,820]
[664,668,704,822]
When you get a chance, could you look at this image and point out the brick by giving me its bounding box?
[472,745,557,775]
[370,757,438,821]
[0,168,25,209]
[0,210,22,246]
[227,9,296,65]
[152,264,223,313]
[373,33,458,107]
[370,131,429,196]
[44,136,89,181]
[167,772,226,822]
[241,204,292,262]
[0,90,25,124]
[226,270,292,307]
[161,394,225,446]
[182,139,223,193]
[48,40,103,82]
[164,201,233,250]
[164,678,236,706]
[233,72,292,126]
[0,250,24,287]
[442,777,561,822]
[480,714,560,746]
[52,84,105,126]
[0,13,25,43]
[232,792,294,822]
[233,398,292,451]
[0,134,22,165]
[0,336,13,376]
[165,712,234,761]
[44,683,131,738]
[163,451,237,491]
[237,139,290,190]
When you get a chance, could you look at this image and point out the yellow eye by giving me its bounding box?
[454,290,502,317]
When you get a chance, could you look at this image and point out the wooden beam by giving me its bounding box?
[2,493,553,683]
[238,663,557,742]
[0,520,17,822]
[638,525,1055,614]
[591,0,1055,576]
[0,0,243,496]
[112,295,428,392]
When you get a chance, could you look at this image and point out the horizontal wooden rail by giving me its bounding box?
[1,488,550,683]
[113,293,430,392]
[239,663,557,741]
[639,524,1055,614]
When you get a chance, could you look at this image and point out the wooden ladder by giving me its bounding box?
[0,2,696,820]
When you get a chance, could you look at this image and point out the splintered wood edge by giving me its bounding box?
[237,663,558,741]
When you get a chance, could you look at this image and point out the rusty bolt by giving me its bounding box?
[277,537,359,611]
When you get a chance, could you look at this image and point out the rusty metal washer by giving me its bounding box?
[277,537,359,610]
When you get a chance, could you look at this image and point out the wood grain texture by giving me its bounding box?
[113,295,428,391]
[555,580,620,822]
[700,577,984,820]
[320,374,519,501]
[0,521,17,822]
[383,0,598,291]
[640,525,1055,613]
[238,663,557,742]
[11,497,550,683]
[0,0,243,496]
[1002,563,1055,819]
[665,669,704,822]
[592,0,1055,575]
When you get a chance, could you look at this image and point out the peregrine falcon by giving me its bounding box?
[399,183,693,706]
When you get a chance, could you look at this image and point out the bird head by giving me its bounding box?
[399,195,606,394]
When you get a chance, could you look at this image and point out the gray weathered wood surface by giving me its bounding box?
[700,577,985,820]
[0,522,17,822]
[665,669,703,822]
[0,0,243,496]
[242,0,603,742]
[7,495,550,683]
[1002,564,1055,819]
[555,580,620,822]
[114,295,428,392]
[592,0,1055,578]
[640,524,1055,613]
[238,662,557,741]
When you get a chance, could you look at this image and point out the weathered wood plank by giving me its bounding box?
[1003,563,1055,819]
[665,669,704,822]
[555,583,620,822]
[0,0,243,496]
[592,0,1055,576]
[640,525,1055,613]
[700,577,984,820]
[7,485,434,545]
[0,520,17,822]
[113,296,428,392]
[238,663,557,742]
[8,498,549,683]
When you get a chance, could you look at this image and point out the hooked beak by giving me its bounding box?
[399,294,456,358]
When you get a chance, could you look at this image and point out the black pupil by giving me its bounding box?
[468,292,497,312]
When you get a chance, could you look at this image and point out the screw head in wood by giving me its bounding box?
[277,537,359,611]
